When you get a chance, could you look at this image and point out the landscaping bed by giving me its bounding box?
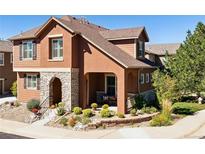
[0,101,32,123]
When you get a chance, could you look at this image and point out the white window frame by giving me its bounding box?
[22,40,33,60]
[0,53,4,66]
[138,41,144,58]
[26,74,37,90]
[105,74,117,97]
[140,73,145,84]
[51,38,63,60]
[0,78,5,95]
[10,53,13,63]
[146,73,150,83]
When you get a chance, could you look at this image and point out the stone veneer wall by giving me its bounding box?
[40,68,79,111]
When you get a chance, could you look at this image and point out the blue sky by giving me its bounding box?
[0,15,205,44]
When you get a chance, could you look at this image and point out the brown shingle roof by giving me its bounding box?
[9,16,154,68]
[9,26,41,40]
[146,43,181,56]
[0,40,12,52]
[99,27,148,41]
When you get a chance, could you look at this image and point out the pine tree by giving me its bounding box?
[166,22,205,97]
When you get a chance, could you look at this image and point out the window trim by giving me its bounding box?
[140,73,145,84]
[0,53,4,66]
[146,73,150,83]
[0,78,5,94]
[51,38,63,60]
[26,74,37,90]
[22,40,34,60]
[10,53,13,63]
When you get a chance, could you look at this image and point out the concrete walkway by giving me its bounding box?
[0,110,205,138]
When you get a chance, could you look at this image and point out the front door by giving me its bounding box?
[105,75,116,96]
[0,80,3,95]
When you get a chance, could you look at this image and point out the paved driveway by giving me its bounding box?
[0,96,16,105]
[0,132,32,139]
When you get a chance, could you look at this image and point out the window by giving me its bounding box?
[51,38,63,60]
[10,53,13,63]
[0,53,4,66]
[22,41,33,59]
[140,73,144,84]
[138,41,144,58]
[146,73,150,83]
[105,75,116,96]
[26,75,37,89]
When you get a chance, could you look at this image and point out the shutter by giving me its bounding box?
[137,41,140,58]
[33,41,37,60]
[142,42,145,57]
[24,74,27,89]
[19,43,23,61]
[37,74,40,90]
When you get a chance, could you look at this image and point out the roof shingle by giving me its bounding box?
[0,40,13,52]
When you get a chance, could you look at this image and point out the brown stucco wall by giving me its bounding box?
[17,72,40,102]
[78,37,127,113]
[0,52,16,93]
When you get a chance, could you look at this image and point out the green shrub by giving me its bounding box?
[57,107,66,116]
[27,99,40,111]
[82,109,93,117]
[59,117,68,126]
[150,113,172,126]
[141,107,158,114]
[74,115,82,122]
[102,104,109,109]
[10,81,17,96]
[132,95,148,109]
[73,107,82,115]
[81,117,91,125]
[130,109,137,116]
[172,102,205,115]
[58,102,65,108]
[100,109,112,118]
[91,103,98,110]
[117,112,125,118]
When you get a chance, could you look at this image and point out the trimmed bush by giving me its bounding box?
[27,99,40,111]
[73,107,82,115]
[141,107,158,114]
[82,109,93,117]
[91,103,98,110]
[10,81,17,96]
[117,112,125,118]
[81,117,91,125]
[58,102,65,108]
[56,107,66,116]
[130,109,137,116]
[102,104,109,109]
[59,117,68,126]
[172,102,205,115]
[100,109,112,118]
[150,113,172,126]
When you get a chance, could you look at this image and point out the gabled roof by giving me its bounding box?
[100,27,149,41]
[0,40,13,52]
[146,43,181,56]
[9,15,154,68]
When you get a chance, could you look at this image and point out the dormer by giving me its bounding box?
[100,27,149,59]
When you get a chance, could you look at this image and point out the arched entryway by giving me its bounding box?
[49,77,62,106]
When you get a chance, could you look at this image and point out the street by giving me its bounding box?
[0,132,32,139]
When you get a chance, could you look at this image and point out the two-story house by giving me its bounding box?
[9,16,156,113]
[0,40,16,95]
[145,43,180,67]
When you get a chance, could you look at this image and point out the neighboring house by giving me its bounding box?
[9,16,156,113]
[0,40,16,95]
[145,43,180,67]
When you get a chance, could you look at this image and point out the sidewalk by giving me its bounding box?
[1,110,205,139]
